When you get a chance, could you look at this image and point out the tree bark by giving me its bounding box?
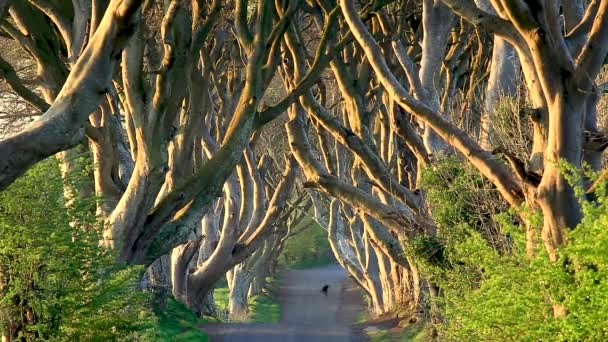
[0,0,141,190]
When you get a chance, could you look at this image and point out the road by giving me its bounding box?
[200,264,366,342]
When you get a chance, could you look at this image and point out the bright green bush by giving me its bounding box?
[0,157,159,341]
[153,297,211,341]
[418,157,608,341]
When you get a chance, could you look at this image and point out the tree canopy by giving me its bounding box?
[1,0,608,340]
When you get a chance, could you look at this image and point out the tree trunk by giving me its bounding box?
[475,0,520,149]
[420,0,454,154]
[228,264,251,320]
[0,0,141,190]
[536,91,586,260]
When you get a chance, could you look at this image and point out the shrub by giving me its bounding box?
[0,157,158,341]
[418,157,608,341]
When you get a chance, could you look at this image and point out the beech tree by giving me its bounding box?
[339,0,608,262]
[0,0,141,190]
[0,0,330,316]
[1,0,608,332]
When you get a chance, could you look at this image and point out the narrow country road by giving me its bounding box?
[200,264,366,342]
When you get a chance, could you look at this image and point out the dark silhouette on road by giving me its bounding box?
[201,264,365,341]
[321,284,330,296]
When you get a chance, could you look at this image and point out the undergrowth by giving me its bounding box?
[153,297,213,342]
[415,156,608,341]
[213,276,281,323]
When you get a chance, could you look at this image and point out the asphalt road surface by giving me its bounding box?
[201,264,365,342]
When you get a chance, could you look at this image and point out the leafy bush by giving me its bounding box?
[418,157,608,341]
[0,157,159,341]
[153,297,211,341]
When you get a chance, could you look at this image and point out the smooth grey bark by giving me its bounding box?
[563,0,585,32]
[439,0,608,259]
[474,0,520,149]
[184,157,298,314]
[0,0,141,190]
[420,0,455,154]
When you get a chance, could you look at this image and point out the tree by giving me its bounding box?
[0,158,156,340]
[340,0,608,261]
[0,0,141,191]
[0,0,333,318]
[2,0,608,332]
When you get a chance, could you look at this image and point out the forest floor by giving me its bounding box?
[200,264,368,341]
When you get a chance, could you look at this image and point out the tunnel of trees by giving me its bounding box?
[1,0,608,340]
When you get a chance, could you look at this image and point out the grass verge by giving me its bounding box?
[249,277,281,323]
[154,297,215,341]
[363,322,428,342]
[364,324,427,342]
[213,286,230,319]
[213,276,281,323]
[357,304,428,342]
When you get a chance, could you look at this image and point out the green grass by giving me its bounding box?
[287,257,334,270]
[358,301,427,342]
[213,276,281,323]
[364,323,428,342]
[154,297,215,341]
[213,286,230,319]
[356,311,369,324]
[368,329,391,341]
[400,323,427,341]
[249,277,281,323]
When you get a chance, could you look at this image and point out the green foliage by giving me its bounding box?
[213,277,280,323]
[366,329,390,341]
[414,157,509,270]
[213,286,229,319]
[418,157,608,341]
[153,297,211,341]
[363,323,428,342]
[248,277,280,323]
[280,216,333,269]
[0,157,158,341]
